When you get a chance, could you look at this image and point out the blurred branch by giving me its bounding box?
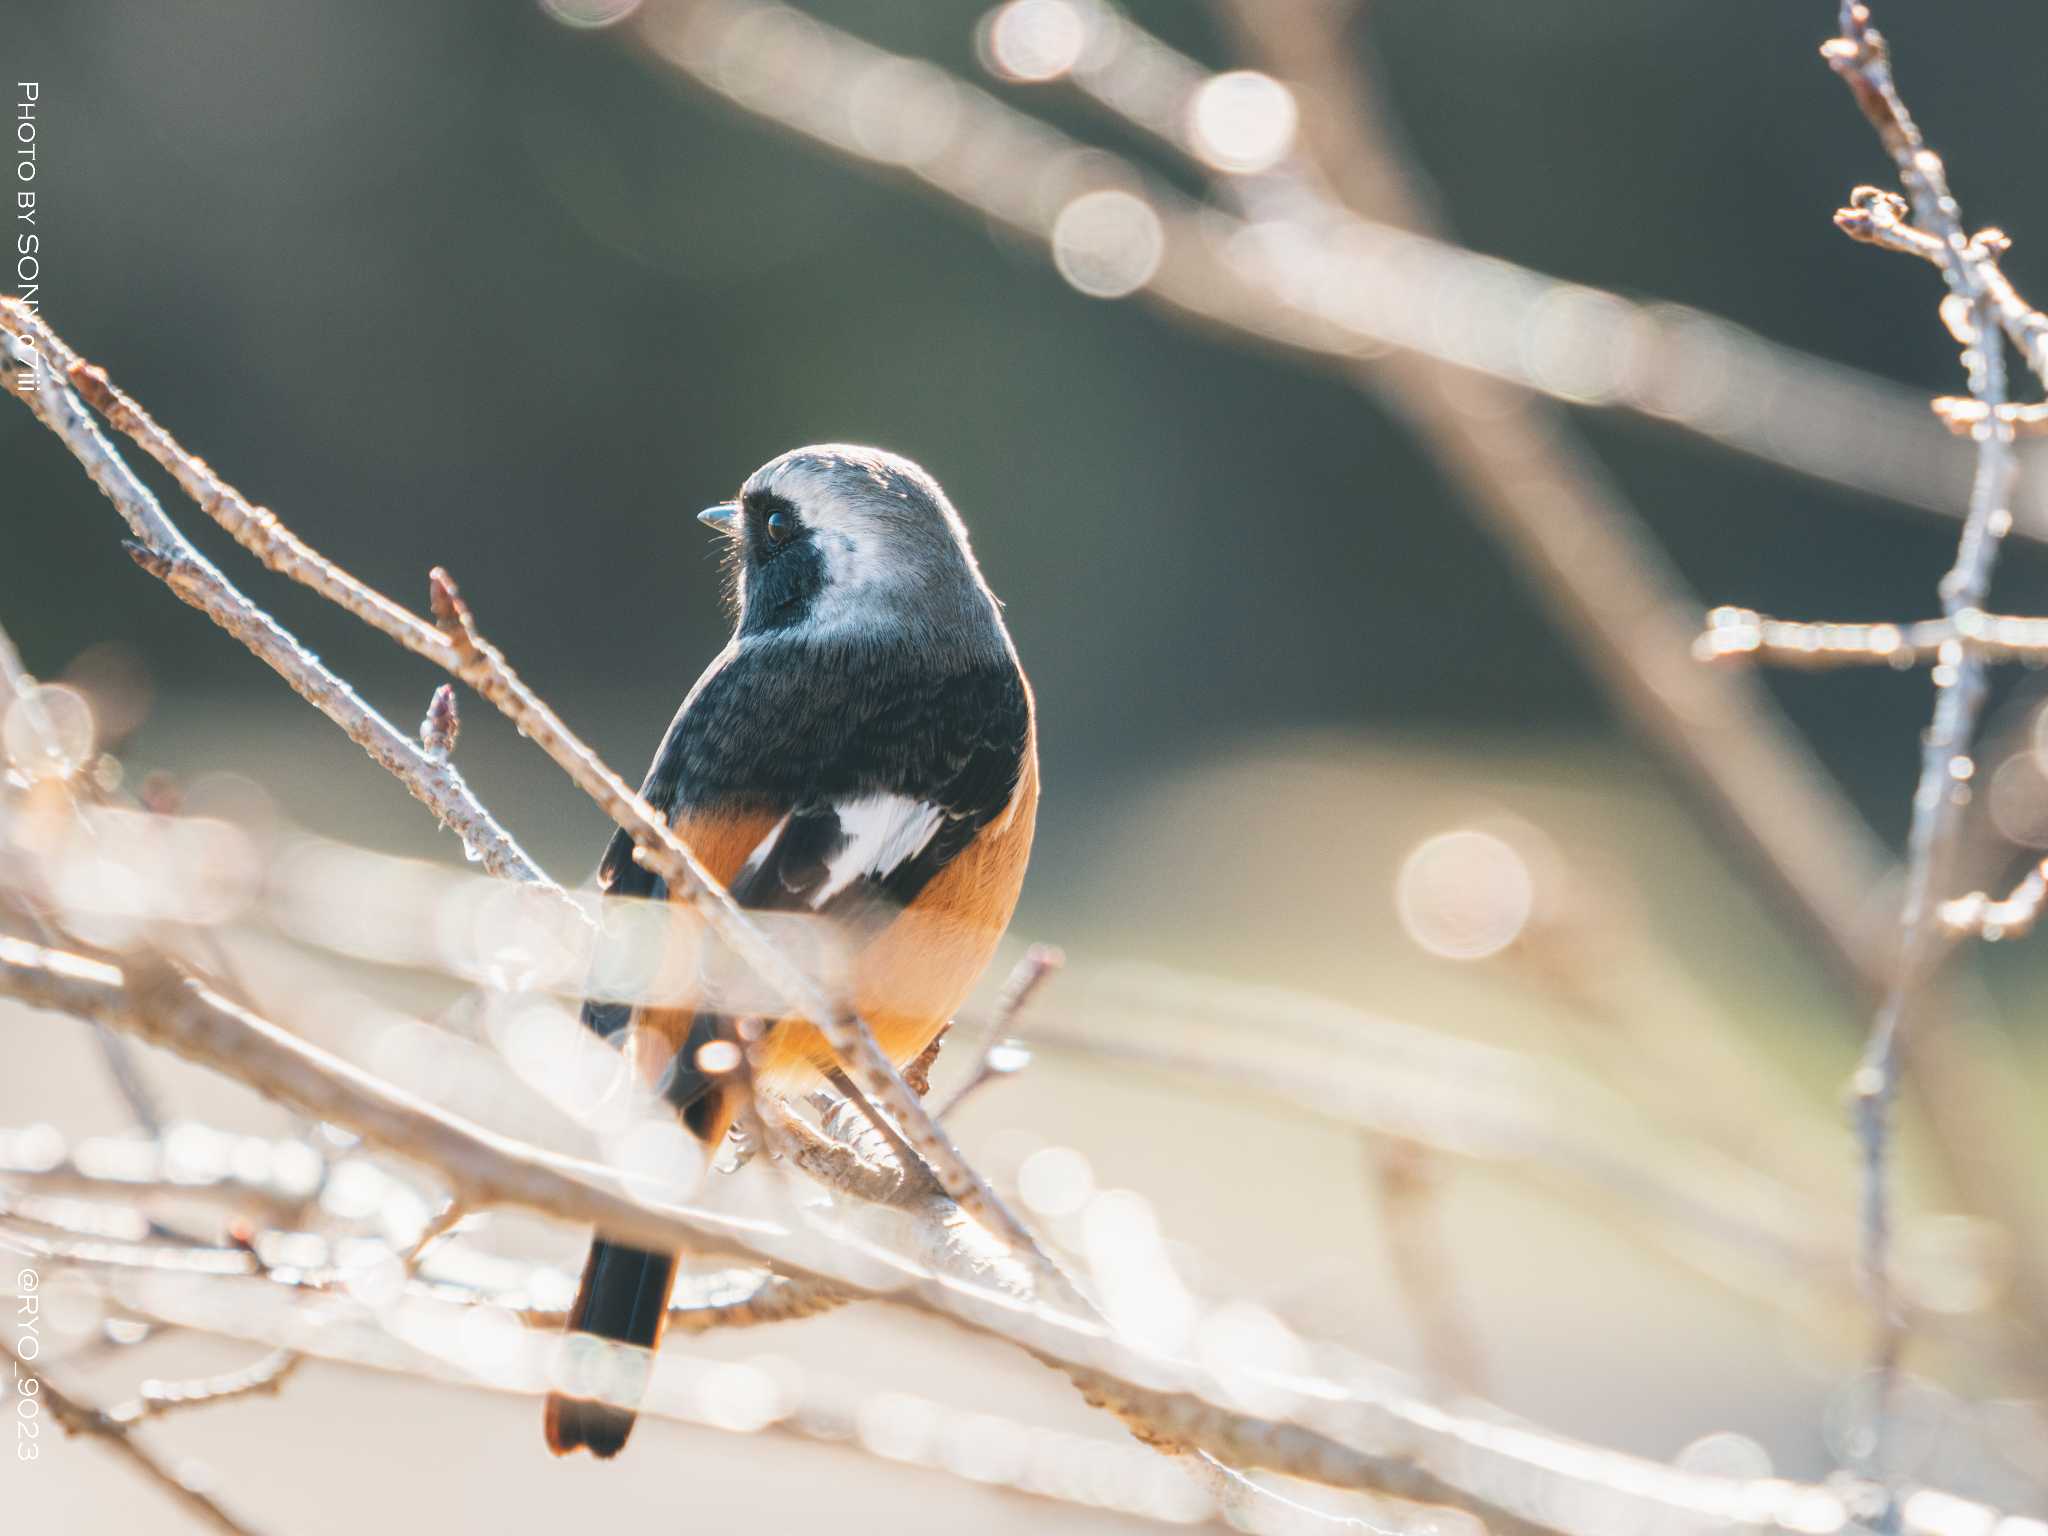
[100,1348,302,1428]
[639,5,2046,531]
[932,942,1062,1119]
[1367,1139,1485,1398]
[1941,860,2048,941]
[2,1333,274,1536]
[41,1248,1226,1532]
[0,615,169,1137]
[1931,396,2048,437]
[0,1128,318,1228]
[928,0,1912,1009]
[8,932,1997,1536]
[1696,605,2048,669]
[0,936,1449,1509]
[1027,986,1858,1315]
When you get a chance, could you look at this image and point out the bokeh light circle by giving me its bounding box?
[4,682,94,780]
[1394,828,1535,960]
[982,1,1086,83]
[1188,71,1297,175]
[1017,1144,1094,1217]
[538,0,641,29]
[1052,190,1164,299]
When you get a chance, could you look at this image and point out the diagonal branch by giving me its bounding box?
[2,1333,274,1536]
[0,302,554,894]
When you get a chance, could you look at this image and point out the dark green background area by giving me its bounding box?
[6,1,2047,853]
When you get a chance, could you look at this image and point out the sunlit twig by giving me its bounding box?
[1817,3,2021,1504]
[101,1348,303,1428]
[1,1332,274,1536]
[933,943,1063,1120]
[0,301,555,893]
[1695,606,2048,669]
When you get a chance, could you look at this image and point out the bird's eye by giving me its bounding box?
[765,509,795,544]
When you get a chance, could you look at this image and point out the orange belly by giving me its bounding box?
[636,745,1039,1117]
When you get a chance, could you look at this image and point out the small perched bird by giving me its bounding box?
[544,445,1039,1459]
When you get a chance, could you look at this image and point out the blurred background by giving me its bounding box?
[8,0,2048,1530]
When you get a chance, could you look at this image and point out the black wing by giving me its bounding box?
[582,636,1030,1062]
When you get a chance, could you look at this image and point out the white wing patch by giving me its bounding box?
[817,794,946,907]
[734,811,793,886]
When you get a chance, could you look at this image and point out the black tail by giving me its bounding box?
[545,1008,738,1458]
[543,1239,678,1458]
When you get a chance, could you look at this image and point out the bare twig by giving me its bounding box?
[0,1128,319,1227]
[61,1251,1221,1531]
[1824,1,2022,1498]
[1931,396,2048,437]
[0,301,555,893]
[1941,860,2048,941]
[933,943,1063,1119]
[1824,13,2048,386]
[1,1192,841,1339]
[55,351,460,668]
[103,1348,303,1427]
[2,1333,273,1536]
[1369,1139,1485,1398]
[1695,605,2048,669]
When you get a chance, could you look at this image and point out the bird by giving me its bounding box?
[543,445,1039,1459]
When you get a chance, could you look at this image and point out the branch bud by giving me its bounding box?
[420,684,459,760]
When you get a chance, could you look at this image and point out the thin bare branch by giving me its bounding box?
[933,943,1063,1119]
[103,1348,303,1428]
[1369,1139,1486,1398]
[1941,860,2048,941]
[1695,605,2048,669]
[1824,8,2048,385]
[0,301,555,893]
[55,351,459,667]
[1824,1,2022,1498]
[1931,396,2048,437]
[2,1333,274,1536]
[0,1128,318,1227]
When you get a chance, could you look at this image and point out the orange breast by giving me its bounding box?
[758,744,1040,1084]
[635,743,1040,1102]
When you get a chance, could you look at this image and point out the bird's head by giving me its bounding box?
[699,445,1001,652]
